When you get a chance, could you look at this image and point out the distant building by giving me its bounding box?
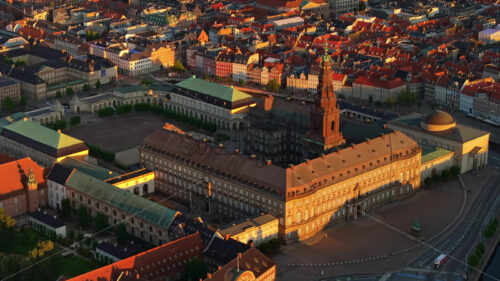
[0,78,20,109]
[0,157,47,217]
[329,0,359,17]
[478,26,500,43]
[388,110,489,173]
[219,213,279,246]
[0,119,88,167]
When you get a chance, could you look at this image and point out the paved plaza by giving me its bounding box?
[65,113,168,152]
[275,173,486,281]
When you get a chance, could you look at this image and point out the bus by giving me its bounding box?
[434,254,447,269]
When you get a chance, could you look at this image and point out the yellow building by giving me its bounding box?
[219,213,279,246]
[388,110,489,173]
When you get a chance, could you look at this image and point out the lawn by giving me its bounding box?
[56,255,100,278]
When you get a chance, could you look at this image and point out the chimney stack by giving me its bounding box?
[266,160,272,166]
[225,234,230,240]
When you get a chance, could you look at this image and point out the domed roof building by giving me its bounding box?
[420,110,456,132]
[389,110,489,175]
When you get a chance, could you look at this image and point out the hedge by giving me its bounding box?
[86,143,115,162]
[116,104,132,115]
[98,107,114,117]
[46,120,67,131]
[70,115,81,126]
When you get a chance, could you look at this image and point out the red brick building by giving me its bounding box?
[0,157,48,217]
[67,233,204,281]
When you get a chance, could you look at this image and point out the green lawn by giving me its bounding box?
[56,255,100,278]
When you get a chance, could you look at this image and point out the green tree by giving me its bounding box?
[78,206,89,228]
[172,60,185,73]
[14,59,25,67]
[141,79,153,86]
[66,87,74,96]
[95,213,107,232]
[95,80,101,89]
[56,91,62,98]
[239,79,246,86]
[469,253,479,267]
[184,258,208,281]
[266,79,280,92]
[61,199,71,218]
[19,95,28,106]
[70,115,81,126]
[1,97,15,111]
[115,223,127,245]
[83,84,90,92]
[385,96,396,106]
[424,177,432,186]
[68,230,75,240]
[98,107,114,117]
[0,208,16,228]
[450,166,460,176]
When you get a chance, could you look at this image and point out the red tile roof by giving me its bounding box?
[68,233,203,281]
[0,157,46,198]
[354,75,406,89]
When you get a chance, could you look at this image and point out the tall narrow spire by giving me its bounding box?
[307,45,344,150]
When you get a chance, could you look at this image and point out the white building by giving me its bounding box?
[329,0,359,17]
[30,210,66,238]
[478,26,500,43]
[232,53,259,83]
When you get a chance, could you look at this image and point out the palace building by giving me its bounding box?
[139,52,422,242]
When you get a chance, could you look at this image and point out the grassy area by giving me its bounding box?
[56,255,100,278]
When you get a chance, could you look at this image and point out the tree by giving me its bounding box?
[66,87,74,96]
[115,223,127,245]
[68,230,75,240]
[450,166,460,176]
[385,96,396,106]
[0,208,16,228]
[70,115,81,126]
[78,206,89,228]
[56,91,62,98]
[19,95,27,106]
[14,59,25,68]
[172,60,185,73]
[61,199,71,218]
[1,97,15,111]
[184,258,208,281]
[98,107,114,117]
[141,79,153,86]
[95,213,107,232]
[239,79,246,86]
[83,84,90,92]
[266,79,280,92]
[397,91,417,106]
[95,80,101,89]
[424,177,432,186]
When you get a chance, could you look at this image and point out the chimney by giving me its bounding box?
[218,265,222,270]
[188,133,193,138]
[218,143,224,149]
[207,273,212,279]
[249,241,254,248]
[266,160,272,166]
[225,234,230,240]
[57,129,61,133]
[264,95,274,111]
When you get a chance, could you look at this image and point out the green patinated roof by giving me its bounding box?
[59,157,119,181]
[176,77,253,103]
[66,169,178,230]
[3,120,83,149]
[0,112,27,130]
[115,85,148,94]
[421,147,453,163]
